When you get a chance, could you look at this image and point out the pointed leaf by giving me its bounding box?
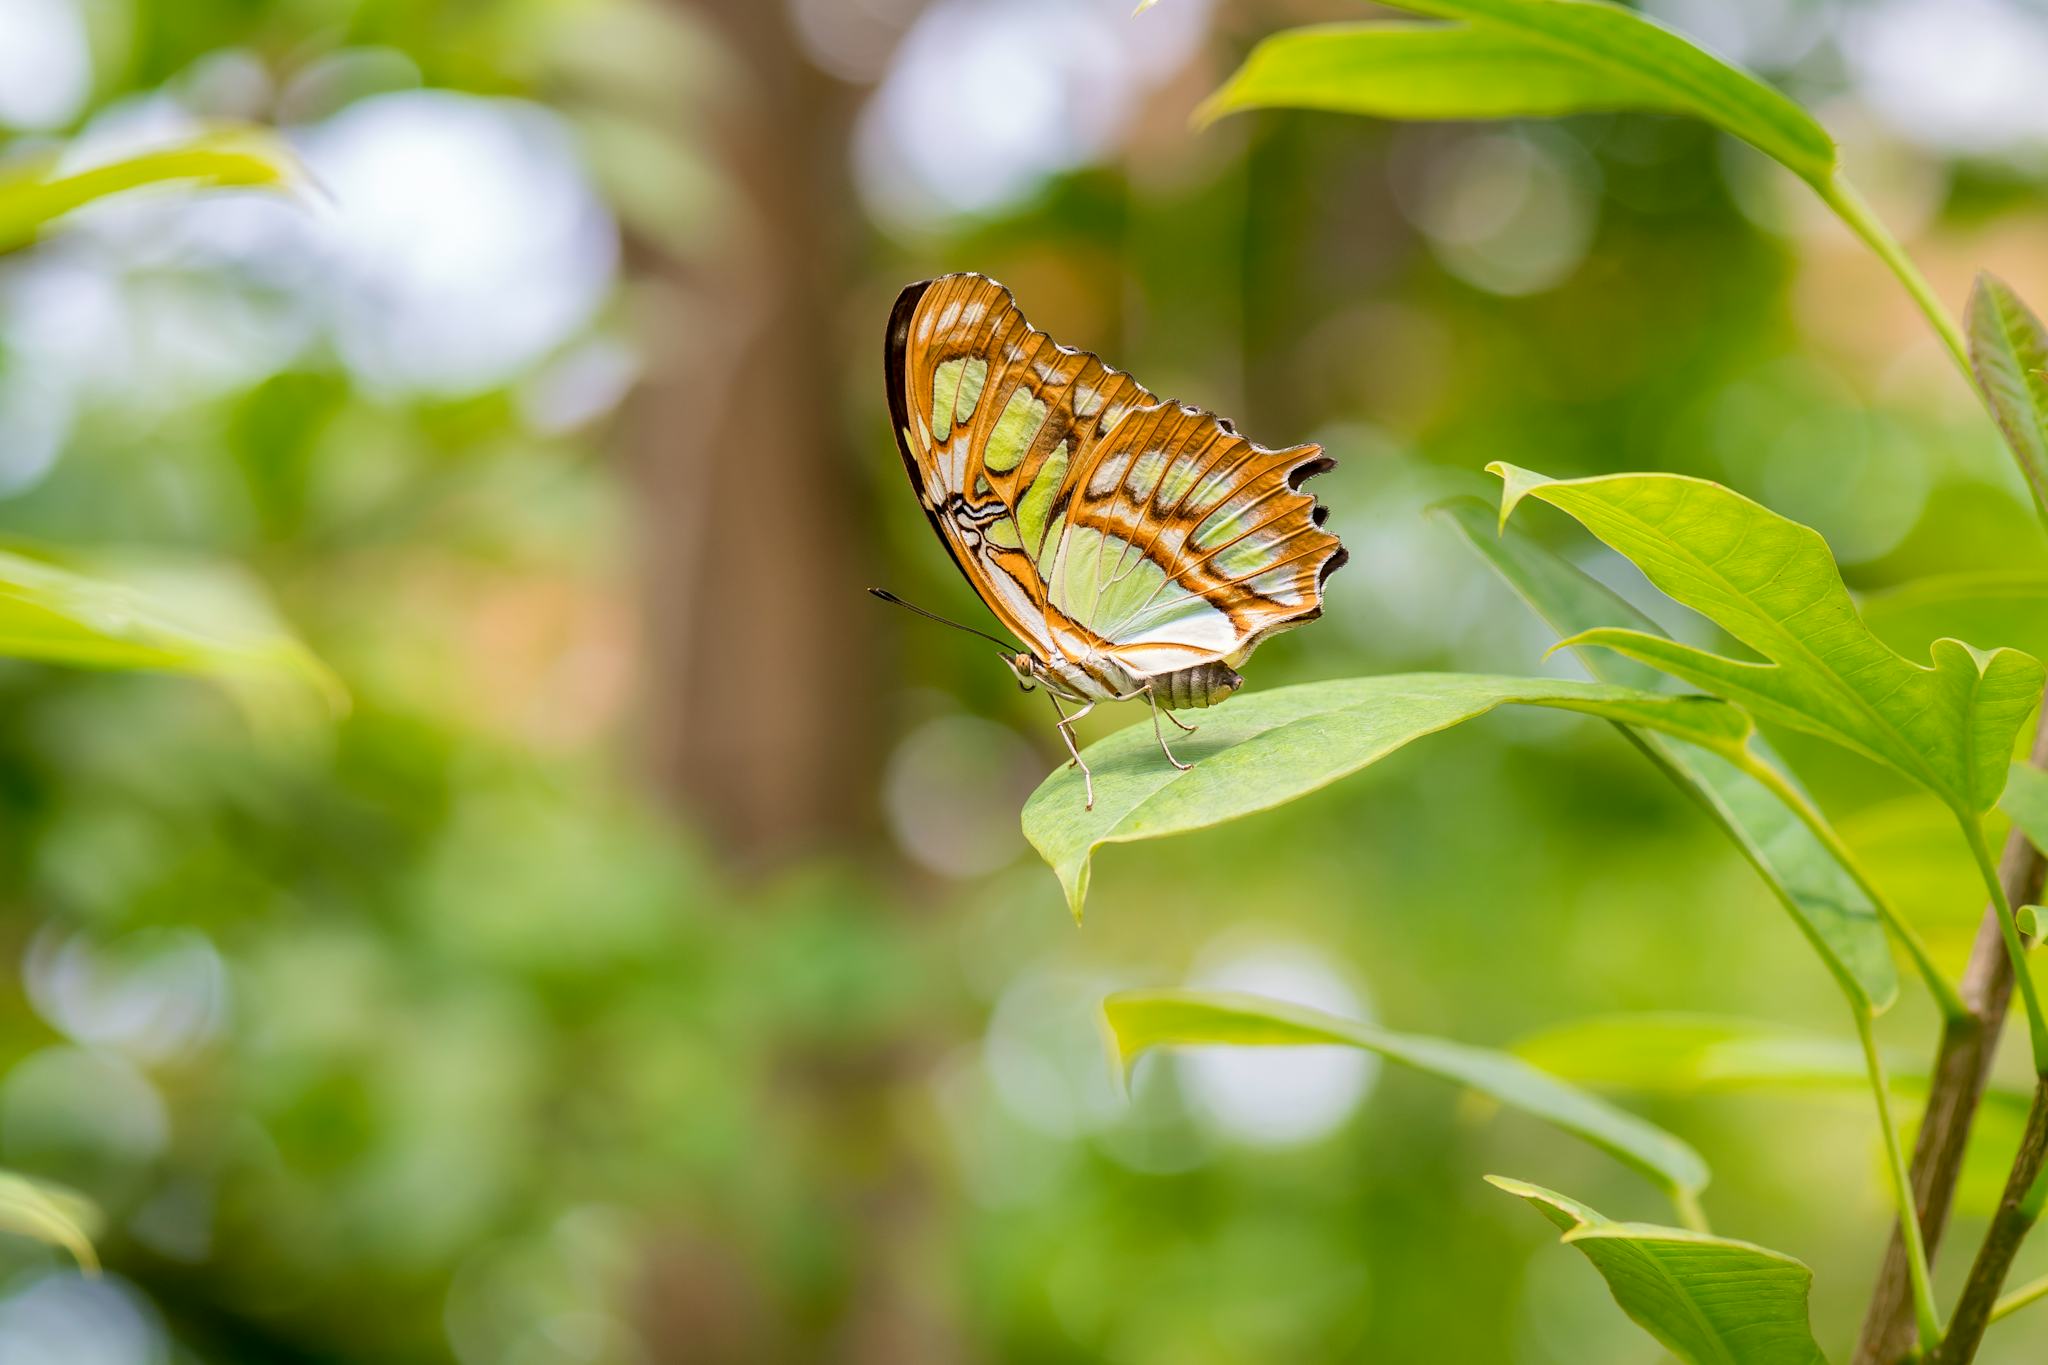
[1024,671,1751,919]
[1966,273,2048,519]
[1170,0,1833,182]
[1197,22,1692,125]
[0,126,308,254]
[1107,990,1708,1201]
[1493,466,2045,818]
[1439,498,1895,1011]
[1489,1175,1828,1365]
[0,1171,99,1272]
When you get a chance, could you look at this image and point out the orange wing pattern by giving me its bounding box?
[886,273,1344,695]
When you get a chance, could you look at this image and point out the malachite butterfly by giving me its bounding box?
[884,272,1346,806]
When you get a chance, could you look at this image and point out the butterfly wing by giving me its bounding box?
[886,272,1345,688]
[886,273,1148,659]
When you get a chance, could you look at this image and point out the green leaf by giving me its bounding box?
[1493,465,2045,820]
[1106,990,1709,1202]
[1197,22,1692,124]
[1489,1175,1827,1365]
[1965,273,2048,520]
[0,545,343,718]
[1439,497,1896,1012]
[1513,1013,1876,1093]
[0,1170,100,1271]
[0,126,307,254]
[2005,762,2048,857]
[1176,0,1833,182]
[1024,671,1751,919]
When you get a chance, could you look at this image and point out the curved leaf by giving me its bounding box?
[1024,671,1750,919]
[1966,273,2048,520]
[0,546,343,717]
[1494,465,2045,818]
[1439,498,1895,1012]
[1160,0,1833,182]
[1107,990,1708,1202]
[1490,1175,1827,1365]
[1197,22,1690,124]
[0,126,307,254]
[0,1170,99,1272]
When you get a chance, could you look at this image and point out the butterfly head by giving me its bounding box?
[1002,651,1041,693]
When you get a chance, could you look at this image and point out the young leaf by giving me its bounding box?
[0,126,307,254]
[1169,0,1834,183]
[1438,497,1896,1012]
[0,1170,100,1272]
[1965,273,2048,519]
[1493,466,2045,819]
[0,546,343,716]
[1107,990,1709,1203]
[2005,762,2048,857]
[1489,1175,1828,1365]
[1023,671,1751,919]
[1197,22,1688,125]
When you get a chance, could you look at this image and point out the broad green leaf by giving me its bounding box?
[1494,465,2046,819]
[1106,990,1708,1201]
[2006,762,2048,857]
[0,546,343,717]
[0,1170,99,1271]
[1024,671,1750,919]
[1489,1175,1827,1365]
[0,127,306,254]
[1439,498,1895,1012]
[1163,0,1834,182]
[1966,273,2048,519]
[1197,22,1691,124]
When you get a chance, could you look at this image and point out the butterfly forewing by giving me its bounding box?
[887,272,1344,697]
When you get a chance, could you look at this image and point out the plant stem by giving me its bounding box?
[1928,1081,2048,1364]
[1991,1269,2048,1325]
[1673,1185,1710,1236]
[1856,698,2048,1365]
[1856,1009,1945,1348]
[1736,750,1969,1022]
[1811,174,1970,381]
[1963,817,2048,1075]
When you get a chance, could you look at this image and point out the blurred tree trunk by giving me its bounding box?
[632,0,879,865]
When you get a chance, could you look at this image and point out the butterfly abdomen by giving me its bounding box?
[1156,661,1243,711]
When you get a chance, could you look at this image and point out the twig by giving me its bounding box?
[1853,697,2048,1364]
[1928,1081,2048,1363]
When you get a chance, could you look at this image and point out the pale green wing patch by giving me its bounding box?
[984,386,1048,473]
[1019,442,1070,562]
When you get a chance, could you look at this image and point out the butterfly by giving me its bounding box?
[881,272,1346,808]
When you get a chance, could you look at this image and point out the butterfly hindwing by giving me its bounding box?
[887,273,1344,693]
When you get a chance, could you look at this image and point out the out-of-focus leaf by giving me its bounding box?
[1494,465,2045,820]
[0,546,343,719]
[2006,762,2048,857]
[1197,22,1690,124]
[1514,1014,1877,1093]
[1966,274,2048,520]
[0,1170,100,1272]
[1489,1175,1827,1365]
[1024,672,1750,919]
[0,126,306,253]
[1105,990,1709,1202]
[1157,0,1834,182]
[1440,497,1895,1012]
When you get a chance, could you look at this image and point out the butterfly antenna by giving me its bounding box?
[868,588,1017,652]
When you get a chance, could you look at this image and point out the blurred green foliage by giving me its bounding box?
[0,1,2040,1364]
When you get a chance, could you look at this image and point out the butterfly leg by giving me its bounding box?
[1163,708,1198,734]
[1143,684,1193,772]
[1047,694,1097,809]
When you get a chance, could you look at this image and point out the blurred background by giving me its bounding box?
[0,0,2046,1361]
